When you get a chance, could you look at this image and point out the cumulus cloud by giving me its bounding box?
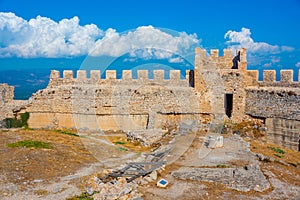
[296,62,300,67]
[89,26,199,60]
[0,12,200,59]
[0,12,102,57]
[224,28,294,54]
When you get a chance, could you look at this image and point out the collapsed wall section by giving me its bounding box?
[0,84,28,127]
[0,84,15,122]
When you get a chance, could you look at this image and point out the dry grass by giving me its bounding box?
[250,140,300,165]
[105,134,152,152]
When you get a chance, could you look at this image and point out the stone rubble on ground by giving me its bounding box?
[84,120,199,200]
[172,163,270,192]
[126,129,168,147]
[207,135,224,149]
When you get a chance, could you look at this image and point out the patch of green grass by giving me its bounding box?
[268,146,285,154]
[66,192,94,200]
[7,140,52,149]
[216,164,229,168]
[116,147,128,152]
[54,130,79,137]
[115,141,126,145]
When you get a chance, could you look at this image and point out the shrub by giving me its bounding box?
[5,112,30,128]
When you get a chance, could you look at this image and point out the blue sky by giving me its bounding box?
[0,0,300,90]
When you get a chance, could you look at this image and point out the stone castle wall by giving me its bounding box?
[0,84,15,122]
[0,84,28,127]
[245,70,300,150]
[194,48,247,122]
[2,47,299,150]
[27,70,201,130]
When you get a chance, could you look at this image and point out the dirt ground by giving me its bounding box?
[0,129,299,200]
[0,128,151,200]
[138,131,300,200]
[0,129,97,198]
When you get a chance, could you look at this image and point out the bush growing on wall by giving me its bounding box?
[5,112,29,128]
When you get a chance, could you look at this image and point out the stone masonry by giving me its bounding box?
[26,70,201,130]
[0,84,27,127]
[1,48,299,150]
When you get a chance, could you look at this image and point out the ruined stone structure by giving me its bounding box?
[0,84,27,127]
[26,69,201,131]
[245,70,300,150]
[1,48,299,150]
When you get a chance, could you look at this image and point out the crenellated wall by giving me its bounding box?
[193,48,299,151]
[4,47,297,150]
[246,69,300,87]
[49,69,191,87]
[245,70,300,120]
[245,69,300,150]
[27,69,200,130]
[194,47,248,122]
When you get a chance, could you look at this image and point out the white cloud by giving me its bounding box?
[263,63,272,67]
[0,12,103,57]
[224,28,294,54]
[296,62,300,67]
[0,12,200,59]
[89,26,199,59]
[168,57,184,63]
[281,46,294,52]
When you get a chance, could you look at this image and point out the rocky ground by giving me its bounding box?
[0,126,299,200]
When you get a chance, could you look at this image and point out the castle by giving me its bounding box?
[1,48,299,151]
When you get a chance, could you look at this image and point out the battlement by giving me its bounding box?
[49,69,191,87]
[246,69,300,87]
[195,47,247,71]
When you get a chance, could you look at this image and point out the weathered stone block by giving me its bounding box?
[154,70,164,81]
[138,70,148,80]
[170,70,180,82]
[210,49,219,58]
[90,70,101,82]
[263,70,276,83]
[63,70,74,79]
[280,70,293,83]
[77,70,87,80]
[122,70,132,80]
[106,70,116,80]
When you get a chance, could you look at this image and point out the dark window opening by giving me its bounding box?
[298,139,300,152]
[225,94,233,118]
[189,70,194,87]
